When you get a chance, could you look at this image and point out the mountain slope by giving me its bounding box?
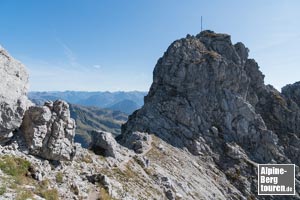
[108,99,139,114]
[69,104,128,147]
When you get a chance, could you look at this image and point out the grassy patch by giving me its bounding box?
[35,180,60,200]
[82,154,93,163]
[0,155,31,177]
[99,187,113,200]
[273,93,286,106]
[0,186,6,195]
[55,172,63,183]
[0,155,33,186]
[38,188,59,200]
[40,179,50,189]
[16,190,33,200]
[0,156,60,200]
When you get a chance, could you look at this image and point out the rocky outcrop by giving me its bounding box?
[89,130,137,164]
[0,46,30,142]
[282,82,300,106]
[255,82,300,165]
[21,100,76,161]
[118,131,151,154]
[120,31,281,160]
[119,30,300,198]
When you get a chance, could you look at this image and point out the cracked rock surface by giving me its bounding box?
[0,46,31,142]
[21,100,76,161]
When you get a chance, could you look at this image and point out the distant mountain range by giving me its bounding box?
[29,91,147,114]
[28,91,145,147]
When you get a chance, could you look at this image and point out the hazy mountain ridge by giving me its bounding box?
[29,91,147,114]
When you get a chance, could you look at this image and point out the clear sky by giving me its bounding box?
[0,0,299,92]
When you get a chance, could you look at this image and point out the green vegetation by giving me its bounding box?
[35,179,59,200]
[39,179,50,189]
[0,155,60,199]
[55,172,63,183]
[0,186,6,195]
[0,155,32,186]
[273,92,286,106]
[38,188,59,200]
[99,187,113,200]
[16,190,34,200]
[0,155,31,177]
[81,154,93,163]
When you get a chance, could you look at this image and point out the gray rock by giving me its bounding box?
[119,30,300,198]
[21,100,76,161]
[120,30,279,161]
[0,46,31,142]
[210,126,219,136]
[282,81,300,106]
[134,155,150,168]
[118,131,151,154]
[165,189,175,200]
[90,130,119,158]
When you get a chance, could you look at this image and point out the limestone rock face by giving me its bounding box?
[0,46,30,142]
[120,30,281,161]
[21,100,76,161]
[119,30,300,197]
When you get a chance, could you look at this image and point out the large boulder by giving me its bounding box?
[90,130,119,158]
[0,46,30,142]
[21,100,76,161]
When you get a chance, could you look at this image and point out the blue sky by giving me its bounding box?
[0,0,299,91]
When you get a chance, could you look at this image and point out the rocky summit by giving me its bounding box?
[0,31,300,200]
[119,30,300,198]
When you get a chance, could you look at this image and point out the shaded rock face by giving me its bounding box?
[21,100,76,161]
[282,82,300,106]
[256,83,300,165]
[119,30,300,197]
[0,46,30,142]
